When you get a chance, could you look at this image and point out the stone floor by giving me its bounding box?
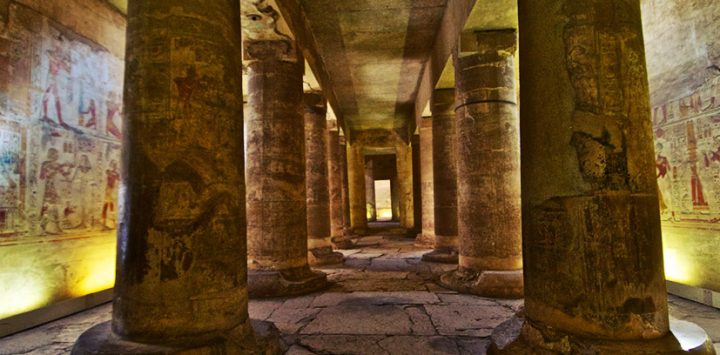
[2,223,720,354]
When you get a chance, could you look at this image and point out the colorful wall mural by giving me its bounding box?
[643,0,720,292]
[0,0,125,319]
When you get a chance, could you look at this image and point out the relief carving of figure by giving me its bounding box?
[39,148,74,234]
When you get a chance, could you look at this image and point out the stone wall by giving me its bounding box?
[0,0,125,319]
[642,0,720,291]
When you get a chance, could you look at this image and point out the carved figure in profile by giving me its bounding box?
[241,0,292,43]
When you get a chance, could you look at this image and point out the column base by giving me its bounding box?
[414,233,435,248]
[248,266,329,298]
[331,235,357,249]
[71,319,284,355]
[421,248,459,264]
[489,315,716,355]
[308,246,345,266]
[439,268,523,299]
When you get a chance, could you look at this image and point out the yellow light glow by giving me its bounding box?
[0,272,52,319]
[72,251,116,297]
[377,208,393,221]
[663,247,695,285]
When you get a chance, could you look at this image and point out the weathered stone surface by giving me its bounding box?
[301,304,413,335]
[422,88,458,264]
[378,336,459,354]
[365,159,377,222]
[347,142,368,233]
[245,40,328,298]
[69,1,282,353]
[310,292,441,307]
[442,29,522,299]
[327,129,345,240]
[486,0,714,352]
[5,231,720,355]
[426,304,514,337]
[416,118,435,247]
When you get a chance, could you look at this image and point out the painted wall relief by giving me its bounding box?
[0,23,124,239]
[653,74,720,223]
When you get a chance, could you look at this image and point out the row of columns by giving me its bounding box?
[416,2,714,353]
[71,0,713,353]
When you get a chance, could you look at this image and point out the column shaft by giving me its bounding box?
[365,159,377,222]
[327,129,344,238]
[305,92,344,265]
[396,143,415,230]
[339,135,353,235]
[72,1,279,353]
[492,0,714,353]
[422,88,459,263]
[412,134,423,234]
[441,30,523,298]
[416,118,435,246]
[245,41,327,298]
[347,141,368,233]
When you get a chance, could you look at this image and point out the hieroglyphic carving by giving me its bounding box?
[0,10,123,238]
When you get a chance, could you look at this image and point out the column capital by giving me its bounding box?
[303,91,327,114]
[430,88,456,116]
[244,39,298,62]
[460,29,517,58]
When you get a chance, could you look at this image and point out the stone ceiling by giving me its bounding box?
[299,0,449,131]
[108,0,518,132]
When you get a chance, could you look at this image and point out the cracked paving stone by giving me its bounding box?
[378,335,460,355]
[405,306,437,335]
[425,304,515,337]
[249,299,284,320]
[301,304,413,335]
[268,307,322,334]
[286,344,317,355]
[454,337,491,355]
[311,291,440,307]
[298,335,388,355]
[436,294,499,306]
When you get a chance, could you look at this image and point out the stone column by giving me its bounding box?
[396,143,415,230]
[304,92,344,266]
[71,1,280,353]
[415,118,435,247]
[390,176,400,222]
[491,1,714,353]
[365,159,377,222]
[422,89,458,263]
[245,40,327,298]
[440,30,523,299]
[412,134,423,235]
[328,128,354,248]
[339,134,354,236]
[347,140,368,233]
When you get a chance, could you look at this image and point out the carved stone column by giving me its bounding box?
[365,159,377,222]
[491,1,714,353]
[328,128,354,249]
[71,1,280,353]
[339,134,354,236]
[391,176,400,222]
[347,140,368,234]
[415,118,435,247]
[412,134,423,235]
[440,30,523,299]
[245,40,327,298]
[304,92,344,266]
[396,142,415,230]
[422,88,459,264]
